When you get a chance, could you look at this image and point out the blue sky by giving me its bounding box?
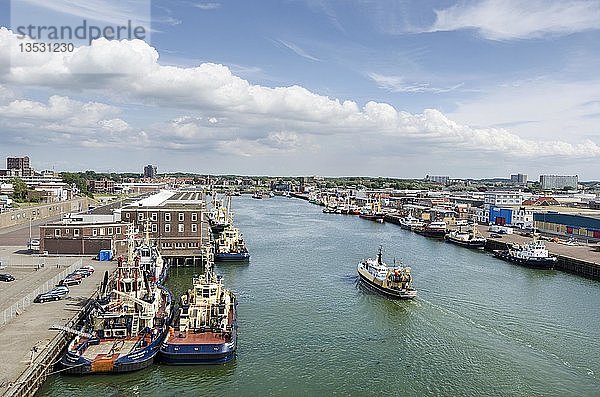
[1,0,600,179]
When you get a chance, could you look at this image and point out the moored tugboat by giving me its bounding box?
[357,246,416,299]
[445,225,487,249]
[414,220,447,238]
[215,225,250,262]
[493,239,557,269]
[59,245,173,374]
[160,270,237,364]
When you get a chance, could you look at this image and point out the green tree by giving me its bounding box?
[10,177,28,202]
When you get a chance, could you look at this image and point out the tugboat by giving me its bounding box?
[493,239,557,269]
[445,224,487,249]
[215,225,250,262]
[357,246,416,299]
[59,240,173,374]
[160,270,237,364]
[208,195,231,233]
[414,220,447,238]
[398,214,425,231]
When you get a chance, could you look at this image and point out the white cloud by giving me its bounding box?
[428,0,600,40]
[1,27,599,161]
[194,2,221,11]
[368,72,463,93]
[274,39,320,61]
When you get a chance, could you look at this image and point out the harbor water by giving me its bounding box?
[38,196,600,396]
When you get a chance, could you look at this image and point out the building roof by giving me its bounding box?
[534,212,600,231]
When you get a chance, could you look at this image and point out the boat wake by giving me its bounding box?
[416,297,598,381]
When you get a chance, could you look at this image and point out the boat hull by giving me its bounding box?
[445,235,486,249]
[359,214,385,223]
[215,252,250,262]
[159,338,236,365]
[414,228,446,238]
[59,332,165,374]
[493,250,557,270]
[357,268,416,299]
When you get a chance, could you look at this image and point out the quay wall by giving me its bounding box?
[3,293,96,397]
[0,198,92,230]
[484,238,600,281]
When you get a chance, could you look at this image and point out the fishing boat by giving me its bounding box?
[445,225,487,249]
[215,225,250,262]
[398,214,425,231]
[160,270,237,364]
[357,246,416,299]
[414,220,447,238]
[59,240,172,374]
[359,198,385,223]
[493,239,557,269]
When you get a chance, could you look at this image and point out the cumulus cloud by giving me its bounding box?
[428,0,600,40]
[0,27,599,160]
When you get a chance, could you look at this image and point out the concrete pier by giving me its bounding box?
[0,250,113,397]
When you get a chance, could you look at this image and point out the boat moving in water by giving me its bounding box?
[59,239,172,374]
[357,247,416,299]
[493,239,557,269]
[160,270,237,364]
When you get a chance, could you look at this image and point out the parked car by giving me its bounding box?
[489,233,503,238]
[49,285,70,296]
[81,265,95,274]
[59,276,81,286]
[34,291,63,303]
[0,273,15,282]
[72,268,92,277]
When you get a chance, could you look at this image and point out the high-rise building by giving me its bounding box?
[144,164,157,178]
[539,175,578,190]
[425,175,450,185]
[510,173,527,184]
[6,156,32,176]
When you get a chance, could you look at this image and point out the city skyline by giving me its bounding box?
[1,1,600,178]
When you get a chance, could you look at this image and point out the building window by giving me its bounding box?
[191,213,197,222]
[179,213,184,221]
[125,213,130,219]
[178,224,184,233]
[165,213,171,221]
[116,227,121,234]
[93,228,98,236]
[138,213,143,221]
[99,228,105,236]
[165,224,171,233]
[151,213,157,221]
[191,224,197,233]
[188,242,198,248]
[108,227,113,235]
[74,229,80,237]
[65,229,69,235]
[54,229,61,237]
[152,224,157,233]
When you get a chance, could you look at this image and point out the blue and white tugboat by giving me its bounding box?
[60,237,172,374]
[357,246,416,299]
[160,270,237,364]
[215,225,250,262]
[493,239,557,269]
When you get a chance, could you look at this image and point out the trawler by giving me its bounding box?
[357,247,416,299]
[215,225,250,262]
[160,270,237,364]
[59,238,172,374]
[494,239,557,269]
[445,224,487,248]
